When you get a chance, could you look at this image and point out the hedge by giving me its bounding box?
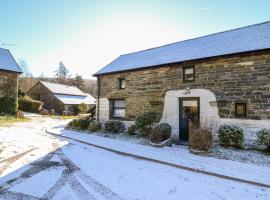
[0,96,17,115]
[18,96,43,113]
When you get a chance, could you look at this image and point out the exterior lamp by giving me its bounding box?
[184,86,191,95]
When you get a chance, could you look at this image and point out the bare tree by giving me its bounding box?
[18,59,32,77]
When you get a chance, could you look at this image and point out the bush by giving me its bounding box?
[0,96,17,115]
[257,129,270,151]
[66,119,79,129]
[77,117,92,130]
[150,123,171,143]
[66,117,94,130]
[88,121,102,132]
[218,124,244,149]
[135,112,158,136]
[79,103,88,114]
[189,118,215,152]
[104,120,125,133]
[66,120,74,129]
[127,125,137,135]
[18,96,43,113]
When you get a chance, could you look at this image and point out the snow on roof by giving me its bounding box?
[94,21,270,75]
[41,81,86,96]
[0,48,22,73]
[54,94,96,105]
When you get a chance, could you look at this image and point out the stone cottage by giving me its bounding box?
[0,48,22,114]
[28,81,96,114]
[94,21,270,143]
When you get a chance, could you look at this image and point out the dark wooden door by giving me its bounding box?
[179,98,200,142]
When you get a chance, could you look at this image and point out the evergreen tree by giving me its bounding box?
[73,74,85,90]
[54,61,70,84]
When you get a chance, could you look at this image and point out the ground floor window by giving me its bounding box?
[235,103,247,118]
[113,99,125,118]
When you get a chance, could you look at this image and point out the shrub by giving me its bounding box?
[88,121,102,132]
[71,119,79,128]
[66,120,74,129]
[18,96,43,113]
[0,96,17,115]
[150,123,171,143]
[218,124,244,149]
[79,103,88,114]
[18,89,25,98]
[189,118,215,152]
[135,112,158,136]
[77,117,92,130]
[66,119,79,129]
[257,129,270,151]
[104,120,125,133]
[127,125,137,135]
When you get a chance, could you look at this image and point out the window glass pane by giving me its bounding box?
[114,100,125,108]
[235,103,247,117]
[183,100,198,107]
[113,109,125,117]
[120,79,126,89]
[185,68,194,74]
[184,67,194,81]
[237,105,244,114]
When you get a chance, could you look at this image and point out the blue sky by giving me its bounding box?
[1,0,270,78]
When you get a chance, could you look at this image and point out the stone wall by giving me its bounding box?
[28,82,64,114]
[0,70,19,98]
[98,50,270,122]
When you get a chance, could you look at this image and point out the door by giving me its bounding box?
[179,98,200,142]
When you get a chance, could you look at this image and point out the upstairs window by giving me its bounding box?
[119,78,126,89]
[235,103,247,118]
[113,99,125,118]
[183,66,195,82]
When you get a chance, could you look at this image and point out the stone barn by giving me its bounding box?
[94,21,270,144]
[28,81,96,114]
[0,48,22,114]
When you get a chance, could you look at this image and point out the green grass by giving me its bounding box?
[49,115,78,120]
[0,116,31,126]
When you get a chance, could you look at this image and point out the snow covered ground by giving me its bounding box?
[0,116,269,199]
[48,126,270,186]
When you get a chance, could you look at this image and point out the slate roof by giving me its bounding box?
[54,94,96,105]
[0,48,22,73]
[94,21,270,76]
[40,81,87,96]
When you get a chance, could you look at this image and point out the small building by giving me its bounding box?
[94,21,270,144]
[28,81,96,114]
[0,48,22,114]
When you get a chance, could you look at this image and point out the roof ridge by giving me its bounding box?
[120,21,270,56]
[40,81,78,88]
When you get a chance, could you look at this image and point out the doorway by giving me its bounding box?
[179,97,200,142]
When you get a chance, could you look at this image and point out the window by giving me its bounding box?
[235,103,247,118]
[113,99,125,118]
[119,78,126,89]
[183,66,195,82]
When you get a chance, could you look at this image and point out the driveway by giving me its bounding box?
[0,116,269,200]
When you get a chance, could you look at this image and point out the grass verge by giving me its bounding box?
[0,116,31,126]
